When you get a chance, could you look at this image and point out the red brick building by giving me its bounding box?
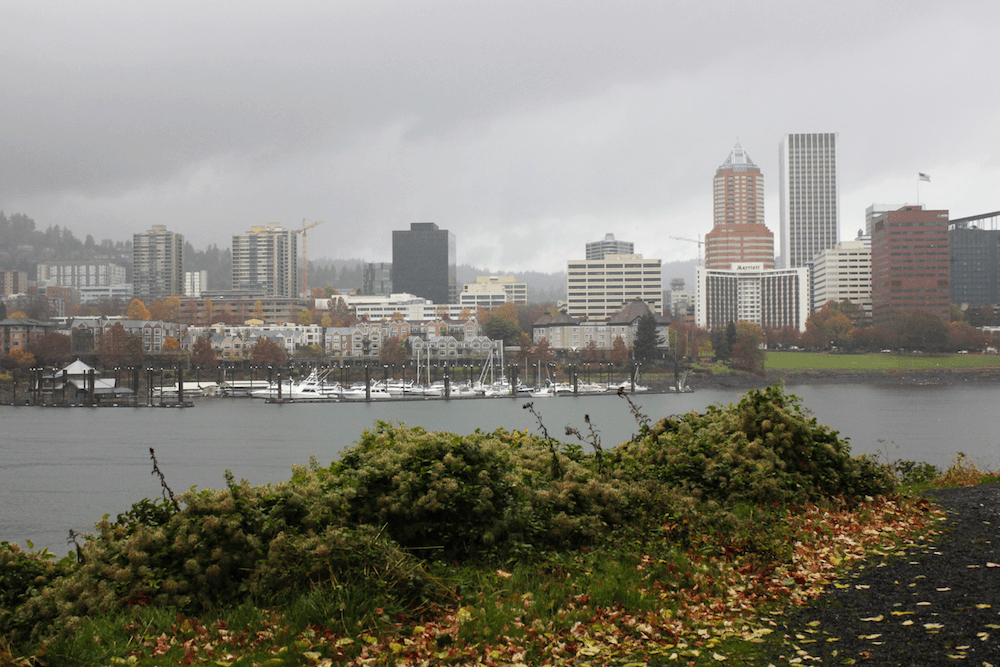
[870,205,950,323]
[704,143,774,270]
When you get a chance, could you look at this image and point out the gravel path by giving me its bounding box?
[767,483,1000,665]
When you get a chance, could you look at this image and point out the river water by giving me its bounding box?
[3,382,999,554]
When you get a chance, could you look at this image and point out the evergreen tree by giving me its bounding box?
[633,313,658,364]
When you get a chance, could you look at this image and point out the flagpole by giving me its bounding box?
[917,173,930,207]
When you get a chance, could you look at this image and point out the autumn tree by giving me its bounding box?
[947,321,986,352]
[203,299,215,325]
[162,337,184,362]
[804,302,855,349]
[148,296,181,322]
[191,336,218,367]
[516,332,534,360]
[98,322,144,368]
[379,336,408,365]
[28,333,72,366]
[251,336,287,366]
[327,297,355,328]
[126,299,151,321]
[584,340,603,361]
[533,337,554,362]
[8,348,35,369]
[890,310,949,352]
[483,303,521,345]
[732,321,766,375]
[296,308,313,326]
[252,300,265,321]
[766,325,804,349]
[610,335,628,365]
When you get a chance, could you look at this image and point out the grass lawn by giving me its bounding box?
[766,350,1000,371]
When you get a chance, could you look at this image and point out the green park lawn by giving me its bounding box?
[766,350,1000,371]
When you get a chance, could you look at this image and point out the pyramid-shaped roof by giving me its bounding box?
[61,359,95,375]
[719,142,758,171]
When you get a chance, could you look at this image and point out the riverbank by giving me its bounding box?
[683,365,1000,391]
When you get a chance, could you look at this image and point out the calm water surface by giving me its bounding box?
[3,383,999,553]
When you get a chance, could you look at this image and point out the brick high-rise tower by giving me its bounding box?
[704,142,774,270]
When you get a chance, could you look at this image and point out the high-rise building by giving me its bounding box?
[0,270,29,297]
[37,261,128,289]
[779,133,840,269]
[870,205,950,323]
[133,225,184,301]
[566,254,662,321]
[231,223,299,298]
[391,223,456,305]
[185,270,208,297]
[810,237,872,318]
[695,264,810,332]
[704,142,774,270]
[363,262,393,296]
[586,233,634,260]
[949,211,1000,307]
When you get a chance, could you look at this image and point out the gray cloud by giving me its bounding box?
[3,1,998,273]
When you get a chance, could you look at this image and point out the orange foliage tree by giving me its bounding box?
[251,337,287,366]
[191,336,218,368]
[126,299,151,321]
[9,348,35,369]
[98,323,144,368]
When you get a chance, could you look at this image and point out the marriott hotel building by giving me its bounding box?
[696,263,810,332]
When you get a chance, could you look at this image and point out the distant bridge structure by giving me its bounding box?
[949,210,1000,231]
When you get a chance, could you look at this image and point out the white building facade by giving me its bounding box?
[696,264,810,332]
[133,225,184,301]
[779,133,840,269]
[38,261,127,288]
[566,254,662,321]
[459,276,528,309]
[810,238,872,317]
[232,223,298,298]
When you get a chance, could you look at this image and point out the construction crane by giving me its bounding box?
[298,219,325,298]
[670,235,704,266]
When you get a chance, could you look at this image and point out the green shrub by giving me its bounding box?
[0,542,76,641]
[609,384,893,514]
[320,423,623,560]
[9,475,444,643]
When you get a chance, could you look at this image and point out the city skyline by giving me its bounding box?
[3,3,999,273]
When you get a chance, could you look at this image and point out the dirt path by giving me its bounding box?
[765,483,1000,665]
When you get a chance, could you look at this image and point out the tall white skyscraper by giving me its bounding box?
[779,133,840,269]
[133,225,184,301]
[232,223,299,298]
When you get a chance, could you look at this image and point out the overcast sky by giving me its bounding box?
[3,1,998,273]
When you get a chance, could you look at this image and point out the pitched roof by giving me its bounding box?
[62,359,95,375]
[608,299,670,325]
[532,311,579,327]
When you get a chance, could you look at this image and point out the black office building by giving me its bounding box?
[950,212,1000,307]
[391,222,456,304]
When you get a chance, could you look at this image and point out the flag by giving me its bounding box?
[919,173,930,182]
